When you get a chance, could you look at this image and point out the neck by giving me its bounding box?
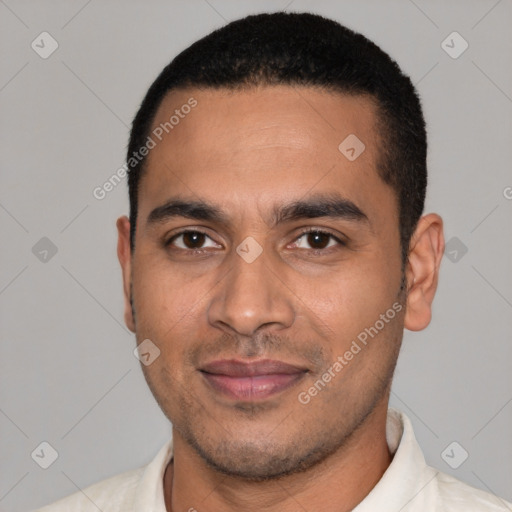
[164,402,392,512]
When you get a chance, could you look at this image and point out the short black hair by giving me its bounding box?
[127,11,427,264]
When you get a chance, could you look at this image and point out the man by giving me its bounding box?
[37,11,511,512]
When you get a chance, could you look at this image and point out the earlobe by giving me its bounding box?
[404,214,445,332]
[116,216,136,333]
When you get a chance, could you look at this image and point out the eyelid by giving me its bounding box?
[292,227,348,247]
[164,227,347,252]
[165,228,222,249]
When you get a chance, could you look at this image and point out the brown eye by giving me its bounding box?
[182,231,206,248]
[167,231,221,251]
[293,230,341,250]
[306,232,331,249]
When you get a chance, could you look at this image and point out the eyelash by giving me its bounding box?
[165,229,215,253]
[165,228,347,254]
[293,227,347,252]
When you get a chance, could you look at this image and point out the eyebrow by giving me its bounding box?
[146,194,369,229]
[147,199,229,226]
[271,194,369,227]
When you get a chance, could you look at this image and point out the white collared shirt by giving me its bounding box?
[35,409,511,511]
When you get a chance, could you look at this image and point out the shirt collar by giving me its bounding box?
[133,408,438,511]
[353,408,439,511]
[133,437,173,512]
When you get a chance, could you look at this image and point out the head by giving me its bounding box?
[117,12,444,480]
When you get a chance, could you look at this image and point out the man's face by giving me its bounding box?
[124,86,406,479]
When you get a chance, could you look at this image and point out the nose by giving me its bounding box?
[207,248,295,337]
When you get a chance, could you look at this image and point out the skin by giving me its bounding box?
[117,85,444,512]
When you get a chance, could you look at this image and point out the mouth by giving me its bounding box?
[199,359,308,401]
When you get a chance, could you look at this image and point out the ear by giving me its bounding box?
[116,215,136,333]
[404,213,445,332]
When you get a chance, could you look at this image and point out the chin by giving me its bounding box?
[182,428,346,482]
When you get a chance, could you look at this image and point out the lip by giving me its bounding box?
[200,359,308,401]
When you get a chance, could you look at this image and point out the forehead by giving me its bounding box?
[150,85,378,158]
[138,85,395,226]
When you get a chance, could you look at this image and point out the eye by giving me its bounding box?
[291,230,345,250]
[167,230,221,250]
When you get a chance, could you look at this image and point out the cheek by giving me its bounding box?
[132,265,202,397]
[297,261,400,344]
[131,257,206,342]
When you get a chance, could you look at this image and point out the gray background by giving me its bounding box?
[1,0,511,510]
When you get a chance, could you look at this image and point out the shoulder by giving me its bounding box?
[34,467,143,512]
[34,439,173,511]
[435,470,512,511]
